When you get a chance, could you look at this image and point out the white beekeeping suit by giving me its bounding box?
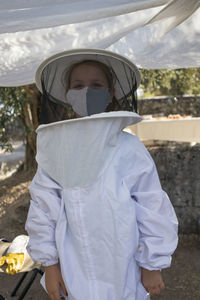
[25,49,178,300]
[26,111,178,300]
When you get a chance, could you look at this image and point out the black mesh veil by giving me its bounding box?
[37,51,141,124]
[40,73,69,124]
[111,64,138,113]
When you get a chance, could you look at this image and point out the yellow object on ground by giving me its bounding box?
[0,253,24,274]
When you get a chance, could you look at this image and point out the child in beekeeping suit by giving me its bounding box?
[25,49,178,300]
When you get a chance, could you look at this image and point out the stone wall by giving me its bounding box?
[147,141,200,234]
[138,96,200,117]
[138,95,200,233]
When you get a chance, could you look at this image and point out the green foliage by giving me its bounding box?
[0,87,27,151]
[140,68,200,98]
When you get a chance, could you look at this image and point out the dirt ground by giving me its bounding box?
[0,170,200,300]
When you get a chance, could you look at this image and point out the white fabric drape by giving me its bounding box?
[0,0,200,86]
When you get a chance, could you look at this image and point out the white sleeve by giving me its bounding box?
[124,138,178,270]
[25,167,62,267]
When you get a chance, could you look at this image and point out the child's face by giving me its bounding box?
[67,63,115,117]
[69,64,110,90]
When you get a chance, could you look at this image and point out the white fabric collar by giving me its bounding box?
[36,111,141,188]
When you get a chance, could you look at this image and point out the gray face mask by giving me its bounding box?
[66,87,110,117]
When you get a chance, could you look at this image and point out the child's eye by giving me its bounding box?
[92,83,103,89]
[73,84,84,90]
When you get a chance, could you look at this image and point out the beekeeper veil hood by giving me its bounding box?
[35,49,141,124]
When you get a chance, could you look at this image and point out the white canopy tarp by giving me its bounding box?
[0,0,200,87]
